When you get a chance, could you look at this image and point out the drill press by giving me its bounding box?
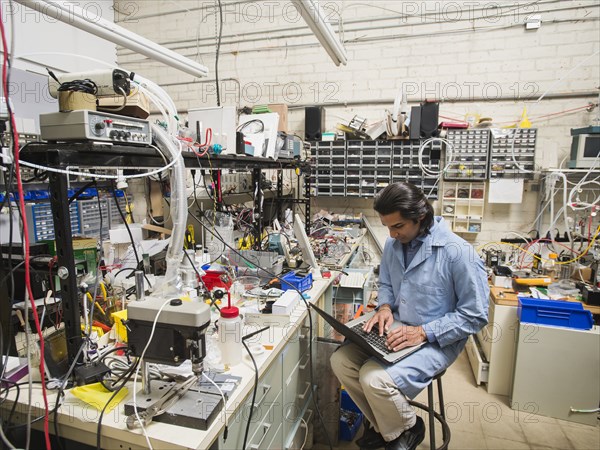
[124,296,230,430]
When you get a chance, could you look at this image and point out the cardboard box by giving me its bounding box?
[98,91,150,119]
[268,104,288,132]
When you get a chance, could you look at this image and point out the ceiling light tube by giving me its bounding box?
[292,0,348,66]
[14,0,209,78]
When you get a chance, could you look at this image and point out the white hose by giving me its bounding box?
[544,172,572,246]
[151,124,186,295]
[132,73,179,134]
[135,83,170,129]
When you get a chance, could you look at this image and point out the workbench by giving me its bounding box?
[1,277,334,450]
[489,286,600,314]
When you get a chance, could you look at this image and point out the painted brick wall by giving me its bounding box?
[115,0,600,244]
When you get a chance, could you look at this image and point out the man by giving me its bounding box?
[331,182,489,450]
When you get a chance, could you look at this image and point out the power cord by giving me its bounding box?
[47,68,98,95]
[111,186,152,289]
[202,372,228,442]
[241,326,270,450]
[96,355,140,450]
[192,213,333,450]
[131,298,173,450]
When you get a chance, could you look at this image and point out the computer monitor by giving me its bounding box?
[568,130,600,168]
[292,214,320,272]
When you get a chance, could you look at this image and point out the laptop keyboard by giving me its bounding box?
[350,323,391,354]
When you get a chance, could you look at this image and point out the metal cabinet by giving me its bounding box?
[215,312,315,450]
[467,296,519,396]
[511,324,600,425]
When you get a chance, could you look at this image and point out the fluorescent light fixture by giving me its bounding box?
[292,0,348,66]
[14,0,209,78]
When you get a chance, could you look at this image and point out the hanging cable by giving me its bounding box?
[0,8,51,450]
[214,0,223,106]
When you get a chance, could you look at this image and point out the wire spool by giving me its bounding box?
[58,90,97,112]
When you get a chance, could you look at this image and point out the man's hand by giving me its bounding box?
[385,326,426,351]
[362,307,393,336]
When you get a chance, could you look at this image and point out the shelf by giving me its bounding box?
[442,182,486,234]
[22,142,309,171]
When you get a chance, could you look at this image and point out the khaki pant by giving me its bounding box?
[330,343,416,442]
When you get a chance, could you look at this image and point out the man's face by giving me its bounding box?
[379,211,423,244]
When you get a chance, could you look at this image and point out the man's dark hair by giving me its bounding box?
[373,182,434,236]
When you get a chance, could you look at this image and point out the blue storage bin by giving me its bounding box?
[339,390,363,441]
[518,297,593,330]
[31,190,50,200]
[281,271,313,292]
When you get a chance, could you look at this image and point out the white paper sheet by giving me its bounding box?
[488,178,524,203]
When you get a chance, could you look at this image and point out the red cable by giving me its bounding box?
[0,13,52,450]
[518,237,582,269]
[191,128,213,157]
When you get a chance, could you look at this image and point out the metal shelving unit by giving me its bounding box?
[17,142,311,365]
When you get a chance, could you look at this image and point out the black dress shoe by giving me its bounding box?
[356,426,386,449]
[384,417,425,450]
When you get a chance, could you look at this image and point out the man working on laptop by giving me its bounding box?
[331,182,489,450]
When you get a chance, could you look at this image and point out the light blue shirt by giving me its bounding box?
[377,217,489,398]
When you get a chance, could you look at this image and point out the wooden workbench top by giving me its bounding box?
[490,286,600,315]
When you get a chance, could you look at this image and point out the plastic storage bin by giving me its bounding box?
[518,297,593,330]
[339,389,363,441]
[280,271,313,292]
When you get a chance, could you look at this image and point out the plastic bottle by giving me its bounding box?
[218,293,242,366]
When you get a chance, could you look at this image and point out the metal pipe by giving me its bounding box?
[118,15,599,66]
[141,360,151,395]
[117,2,591,56]
[165,91,597,116]
[134,270,145,301]
[285,92,598,111]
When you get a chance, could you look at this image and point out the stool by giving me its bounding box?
[408,370,451,450]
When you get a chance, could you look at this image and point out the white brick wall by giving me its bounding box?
[114,0,600,244]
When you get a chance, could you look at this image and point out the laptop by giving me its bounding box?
[310,303,425,364]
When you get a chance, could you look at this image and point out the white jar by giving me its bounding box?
[218,306,242,366]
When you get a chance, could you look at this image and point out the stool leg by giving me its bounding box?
[428,384,436,450]
[437,377,446,421]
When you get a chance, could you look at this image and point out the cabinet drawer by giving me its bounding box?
[466,335,489,385]
[283,351,312,439]
[285,408,313,450]
[282,314,312,380]
[247,392,283,450]
[220,361,282,449]
[265,422,283,450]
[478,299,496,361]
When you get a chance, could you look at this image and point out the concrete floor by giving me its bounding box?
[314,350,599,450]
